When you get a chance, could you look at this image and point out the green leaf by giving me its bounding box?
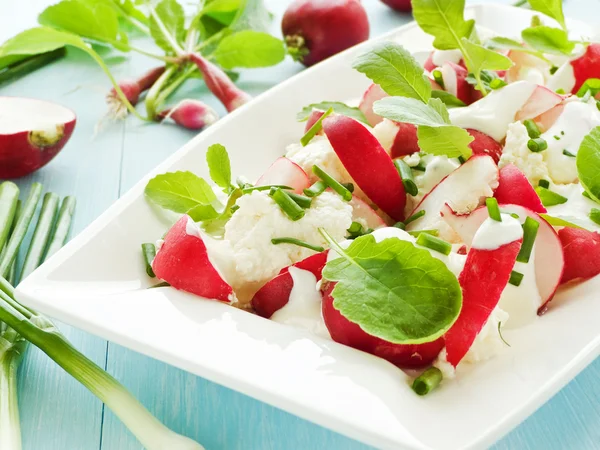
[417,125,474,159]
[186,203,220,221]
[145,171,220,213]
[213,30,285,69]
[296,102,368,123]
[0,27,87,57]
[38,0,120,44]
[577,78,600,98]
[229,0,271,33]
[202,0,242,25]
[323,233,462,344]
[206,144,232,192]
[521,26,575,56]
[373,96,449,127]
[352,42,432,102]
[431,90,466,107]
[461,38,513,85]
[486,36,546,60]
[528,0,567,30]
[577,127,600,203]
[149,0,185,53]
[539,214,587,229]
[412,0,475,51]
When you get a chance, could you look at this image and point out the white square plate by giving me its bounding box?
[16,5,599,449]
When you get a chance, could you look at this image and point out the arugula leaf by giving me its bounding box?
[577,127,600,203]
[149,0,185,53]
[213,30,285,69]
[417,125,473,159]
[352,42,432,102]
[0,27,87,57]
[206,144,232,192]
[466,69,507,93]
[431,90,466,107]
[202,0,242,26]
[461,38,513,91]
[373,97,449,127]
[229,0,271,33]
[145,171,220,214]
[521,26,575,56]
[577,79,600,98]
[322,233,462,344]
[297,102,367,123]
[486,36,548,61]
[412,0,474,51]
[187,203,221,221]
[528,0,567,31]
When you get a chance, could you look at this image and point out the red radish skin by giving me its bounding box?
[282,0,369,67]
[390,122,420,158]
[379,0,412,12]
[323,115,406,221]
[106,66,165,118]
[558,228,600,284]
[158,99,219,130]
[424,52,436,72]
[255,157,311,194]
[495,164,546,213]
[359,83,388,127]
[152,215,233,303]
[322,283,444,368]
[441,61,473,104]
[445,238,522,367]
[304,110,325,133]
[0,97,76,179]
[570,43,600,94]
[189,53,251,112]
[252,252,327,318]
[467,128,503,163]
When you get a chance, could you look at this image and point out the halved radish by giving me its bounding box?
[304,110,325,133]
[349,196,386,229]
[0,97,76,179]
[441,203,564,312]
[252,252,327,318]
[558,228,600,284]
[440,61,472,104]
[570,43,600,94]
[445,226,522,367]
[406,155,499,232]
[494,164,546,213]
[358,83,388,127]
[467,128,503,163]
[515,85,563,122]
[255,157,310,194]
[323,115,406,221]
[152,215,233,303]
[321,282,444,368]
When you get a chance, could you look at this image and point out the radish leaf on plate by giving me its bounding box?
[521,26,575,55]
[577,127,600,204]
[214,30,285,69]
[206,144,233,193]
[145,171,221,214]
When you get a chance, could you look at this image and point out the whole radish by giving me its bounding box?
[379,0,412,12]
[282,0,370,67]
[157,99,219,130]
[106,66,165,118]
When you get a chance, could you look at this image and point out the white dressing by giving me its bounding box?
[449,81,537,141]
[415,156,461,194]
[546,183,600,232]
[431,49,462,67]
[472,214,523,251]
[545,62,576,93]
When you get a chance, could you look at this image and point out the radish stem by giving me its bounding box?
[0,331,26,450]
[145,65,178,119]
[43,196,75,262]
[155,64,197,107]
[149,7,185,56]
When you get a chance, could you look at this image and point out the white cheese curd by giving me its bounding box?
[518,67,546,86]
[545,61,576,93]
[499,121,550,185]
[471,214,524,251]
[431,49,462,67]
[286,135,352,184]
[403,152,421,167]
[371,119,399,153]
[270,266,331,339]
[414,155,461,199]
[449,81,537,141]
[541,100,600,184]
[546,183,600,232]
[224,191,352,290]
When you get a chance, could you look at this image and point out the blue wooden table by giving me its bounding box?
[1,0,599,448]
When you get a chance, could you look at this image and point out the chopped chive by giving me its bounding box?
[589,208,600,226]
[538,179,550,189]
[412,367,443,396]
[432,69,444,89]
[516,217,540,263]
[148,281,170,289]
[556,88,566,94]
[458,155,467,164]
[242,184,292,193]
[553,135,560,140]
[394,221,406,230]
[141,243,157,278]
[394,159,418,196]
[563,149,576,157]
[347,221,371,239]
[312,165,352,201]
[549,66,558,75]
[286,192,312,209]
[535,187,568,207]
[303,180,327,198]
[413,162,427,172]
[270,188,306,221]
[416,233,451,255]
[486,197,502,222]
[561,131,565,135]
[231,205,240,213]
[404,210,426,225]
[523,119,541,139]
[408,229,439,238]
[527,138,548,152]
[509,270,524,287]
[498,322,511,347]
[271,237,324,252]
[300,107,333,146]
[342,182,355,193]
[510,213,520,220]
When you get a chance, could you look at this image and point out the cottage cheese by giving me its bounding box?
[499,121,550,185]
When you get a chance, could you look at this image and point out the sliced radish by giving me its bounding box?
[467,128,503,163]
[441,203,564,312]
[570,43,600,94]
[406,155,498,232]
[321,282,444,368]
[535,103,565,132]
[506,49,549,84]
[304,110,325,133]
[255,157,310,194]
[441,61,472,104]
[558,228,600,284]
[391,122,420,158]
[0,97,76,179]
[358,83,388,127]
[152,216,233,303]
[494,164,546,213]
[515,85,563,122]
[252,252,327,318]
[423,52,436,72]
[445,230,522,367]
[349,196,386,229]
[323,115,406,221]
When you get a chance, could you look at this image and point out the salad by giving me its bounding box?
[142,0,600,395]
